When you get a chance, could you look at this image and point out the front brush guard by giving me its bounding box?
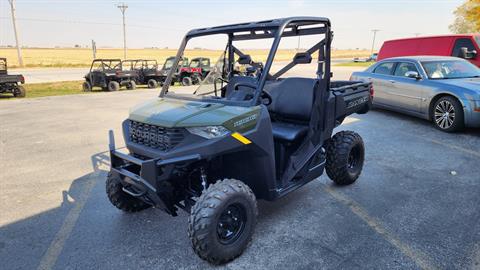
[108,130,200,215]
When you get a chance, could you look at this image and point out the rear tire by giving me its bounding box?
[108,81,120,91]
[147,79,158,89]
[126,81,136,90]
[13,85,26,97]
[326,131,365,185]
[432,96,464,132]
[106,173,151,212]
[82,81,92,92]
[182,77,192,86]
[188,179,257,265]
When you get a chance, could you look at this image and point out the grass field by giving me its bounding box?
[0,81,85,99]
[0,81,163,99]
[0,48,371,68]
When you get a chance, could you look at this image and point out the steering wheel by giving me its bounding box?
[214,77,229,97]
[233,82,272,105]
[260,90,272,106]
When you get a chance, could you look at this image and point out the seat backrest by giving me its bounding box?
[264,77,317,122]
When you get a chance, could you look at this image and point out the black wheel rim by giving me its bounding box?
[347,145,361,172]
[434,100,455,129]
[216,203,246,245]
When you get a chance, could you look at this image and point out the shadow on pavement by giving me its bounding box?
[0,151,110,270]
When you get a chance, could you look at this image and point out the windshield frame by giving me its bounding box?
[420,59,480,80]
[159,17,332,107]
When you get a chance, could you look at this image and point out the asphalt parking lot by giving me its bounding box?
[1,76,480,269]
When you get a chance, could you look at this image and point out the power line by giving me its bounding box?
[0,17,183,30]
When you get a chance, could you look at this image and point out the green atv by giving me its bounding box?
[106,17,372,264]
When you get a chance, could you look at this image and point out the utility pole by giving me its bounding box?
[91,40,97,59]
[370,29,380,56]
[8,0,24,67]
[117,3,128,59]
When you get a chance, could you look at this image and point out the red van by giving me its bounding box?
[377,34,480,67]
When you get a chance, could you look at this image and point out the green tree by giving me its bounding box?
[449,0,480,33]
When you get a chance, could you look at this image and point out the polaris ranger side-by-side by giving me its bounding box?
[0,58,26,97]
[158,56,190,86]
[106,17,372,264]
[121,59,164,88]
[83,59,136,91]
[179,57,212,86]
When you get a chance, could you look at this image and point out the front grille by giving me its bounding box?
[129,120,185,151]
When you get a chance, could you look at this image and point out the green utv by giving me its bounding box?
[106,17,372,264]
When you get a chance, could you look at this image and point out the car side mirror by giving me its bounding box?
[238,55,252,65]
[293,52,312,64]
[405,71,421,80]
[460,47,477,59]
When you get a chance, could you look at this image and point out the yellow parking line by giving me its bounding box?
[37,173,98,270]
[322,185,436,270]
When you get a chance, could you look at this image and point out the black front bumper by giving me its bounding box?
[108,130,200,215]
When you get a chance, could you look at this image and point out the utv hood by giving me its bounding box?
[128,97,257,128]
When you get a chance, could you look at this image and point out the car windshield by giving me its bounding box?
[190,59,200,68]
[164,58,175,69]
[476,35,480,49]
[160,19,331,106]
[421,60,480,79]
[164,33,274,98]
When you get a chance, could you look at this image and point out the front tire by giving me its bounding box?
[108,81,120,91]
[326,131,365,185]
[188,179,257,265]
[13,85,26,97]
[182,77,192,86]
[126,81,136,90]
[432,96,464,132]
[82,81,92,92]
[147,79,158,89]
[106,173,151,212]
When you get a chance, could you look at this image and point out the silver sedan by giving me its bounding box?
[351,56,480,132]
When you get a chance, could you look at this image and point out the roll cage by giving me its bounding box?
[90,59,122,72]
[121,59,159,70]
[160,17,332,107]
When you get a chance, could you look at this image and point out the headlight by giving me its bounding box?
[186,126,230,139]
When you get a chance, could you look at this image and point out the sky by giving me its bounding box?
[0,0,465,50]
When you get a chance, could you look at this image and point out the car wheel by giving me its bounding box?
[182,77,192,86]
[13,85,26,98]
[325,130,365,185]
[188,179,257,265]
[108,81,120,91]
[106,172,151,212]
[432,96,464,132]
[82,81,92,92]
[147,79,158,89]
[126,81,136,90]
